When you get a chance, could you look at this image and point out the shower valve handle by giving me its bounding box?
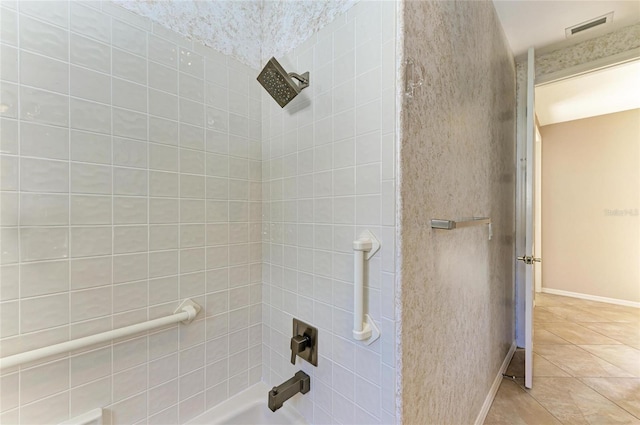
[290,334,310,364]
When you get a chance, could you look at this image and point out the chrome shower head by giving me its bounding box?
[257,57,309,108]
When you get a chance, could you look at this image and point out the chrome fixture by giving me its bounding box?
[291,318,318,366]
[430,217,493,240]
[257,57,309,108]
[268,371,310,412]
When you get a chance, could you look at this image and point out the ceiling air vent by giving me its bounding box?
[565,12,613,37]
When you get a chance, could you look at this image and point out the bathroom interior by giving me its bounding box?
[1,0,638,424]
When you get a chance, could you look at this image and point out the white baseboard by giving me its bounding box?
[474,340,517,425]
[541,288,640,309]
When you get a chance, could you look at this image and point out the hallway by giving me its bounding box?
[485,293,640,424]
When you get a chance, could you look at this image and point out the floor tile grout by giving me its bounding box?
[485,293,640,424]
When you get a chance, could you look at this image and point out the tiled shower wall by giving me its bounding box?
[0,2,262,423]
[260,2,398,424]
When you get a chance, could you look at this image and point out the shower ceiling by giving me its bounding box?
[114,0,358,69]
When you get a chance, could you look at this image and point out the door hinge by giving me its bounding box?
[517,255,541,265]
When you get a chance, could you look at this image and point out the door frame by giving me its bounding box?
[513,47,640,381]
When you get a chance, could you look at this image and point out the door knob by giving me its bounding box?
[290,334,310,364]
[517,256,541,265]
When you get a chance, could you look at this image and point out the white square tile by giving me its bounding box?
[381,182,395,227]
[70,66,110,104]
[0,372,19,411]
[70,2,110,43]
[150,225,178,251]
[1,6,18,46]
[113,48,147,85]
[150,117,179,146]
[69,377,112,419]
[356,67,381,106]
[20,121,69,160]
[113,78,147,113]
[149,89,179,120]
[378,90,393,134]
[20,293,69,333]
[205,57,228,87]
[113,137,147,169]
[0,82,18,119]
[0,118,19,154]
[0,300,18,337]
[150,143,179,172]
[20,359,69,405]
[21,157,68,193]
[179,49,204,79]
[70,347,111,388]
[70,130,111,164]
[181,123,205,151]
[149,63,178,94]
[20,86,69,127]
[20,51,68,94]
[113,108,147,141]
[114,225,148,254]
[19,15,68,61]
[180,73,205,102]
[180,149,205,175]
[0,44,18,83]
[20,392,69,425]
[333,109,355,142]
[149,250,178,278]
[113,363,148,402]
[0,192,18,226]
[149,275,178,304]
[113,253,148,284]
[0,155,19,190]
[19,0,68,27]
[150,198,179,223]
[70,98,111,134]
[110,393,146,425]
[150,171,179,198]
[148,380,178,416]
[70,286,112,322]
[20,260,67,298]
[70,227,112,258]
[181,98,205,127]
[149,34,178,68]
[181,223,205,248]
[356,100,381,136]
[70,162,112,194]
[112,19,147,57]
[207,83,228,110]
[114,167,147,196]
[70,33,111,73]
[71,195,112,225]
[114,197,147,224]
[356,163,381,194]
[70,256,112,290]
[20,193,68,225]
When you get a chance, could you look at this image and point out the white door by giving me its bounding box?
[515,47,537,389]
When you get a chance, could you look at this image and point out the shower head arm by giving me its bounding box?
[288,72,309,90]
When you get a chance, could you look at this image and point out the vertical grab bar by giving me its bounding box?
[352,230,381,345]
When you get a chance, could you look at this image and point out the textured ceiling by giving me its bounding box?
[115,0,358,69]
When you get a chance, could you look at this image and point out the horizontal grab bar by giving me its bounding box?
[431,217,492,239]
[0,299,201,371]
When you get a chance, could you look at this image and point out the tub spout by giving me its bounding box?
[268,371,310,412]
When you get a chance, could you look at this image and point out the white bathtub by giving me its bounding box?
[186,383,308,425]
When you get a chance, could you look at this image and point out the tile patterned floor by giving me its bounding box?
[484,293,640,424]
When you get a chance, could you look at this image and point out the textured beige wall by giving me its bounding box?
[399,1,516,423]
[541,109,640,303]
